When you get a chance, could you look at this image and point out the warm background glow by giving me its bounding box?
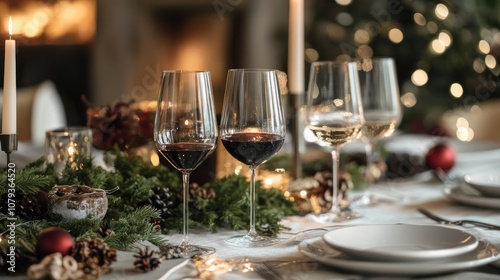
[0,0,96,45]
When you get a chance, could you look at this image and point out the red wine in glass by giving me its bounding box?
[221,132,284,167]
[159,143,215,171]
[154,70,218,257]
[220,69,286,247]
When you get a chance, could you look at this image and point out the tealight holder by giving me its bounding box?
[45,127,92,175]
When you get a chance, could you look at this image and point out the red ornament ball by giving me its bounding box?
[425,142,456,172]
[35,227,74,259]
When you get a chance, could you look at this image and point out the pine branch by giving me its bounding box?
[105,206,162,251]
[56,217,102,238]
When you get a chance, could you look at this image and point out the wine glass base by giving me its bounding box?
[224,234,278,247]
[169,244,216,258]
[308,210,361,223]
[353,192,378,207]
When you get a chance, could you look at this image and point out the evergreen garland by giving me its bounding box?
[0,149,297,254]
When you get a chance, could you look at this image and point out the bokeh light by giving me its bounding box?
[431,39,446,54]
[357,44,373,58]
[411,69,428,86]
[478,40,491,54]
[401,92,417,108]
[450,83,463,98]
[414,13,426,26]
[485,54,497,69]
[354,29,370,44]
[435,4,449,20]
[335,0,352,6]
[473,58,486,73]
[305,48,319,63]
[388,28,404,43]
[337,12,353,26]
[439,31,452,46]
[427,21,438,33]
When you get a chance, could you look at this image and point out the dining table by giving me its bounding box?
[4,134,500,279]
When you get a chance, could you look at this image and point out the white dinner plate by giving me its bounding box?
[443,185,500,209]
[464,173,500,197]
[298,237,500,276]
[322,225,478,261]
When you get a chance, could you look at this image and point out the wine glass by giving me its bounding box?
[220,69,286,247]
[355,57,402,206]
[305,61,364,223]
[154,70,218,257]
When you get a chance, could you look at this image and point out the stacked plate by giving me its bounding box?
[298,224,500,276]
[443,173,500,209]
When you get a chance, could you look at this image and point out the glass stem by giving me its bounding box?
[248,166,257,238]
[330,147,341,213]
[365,140,376,187]
[181,173,190,250]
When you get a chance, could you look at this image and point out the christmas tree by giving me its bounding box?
[306,0,500,137]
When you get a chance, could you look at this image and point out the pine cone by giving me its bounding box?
[0,191,48,220]
[189,183,216,200]
[133,246,162,272]
[146,187,178,226]
[97,225,115,238]
[69,238,117,278]
[159,244,184,259]
[313,171,353,209]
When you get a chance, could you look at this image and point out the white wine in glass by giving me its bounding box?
[356,57,402,206]
[154,70,218,257]
[306,61,364,223]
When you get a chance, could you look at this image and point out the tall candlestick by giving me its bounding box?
[288,0,305,180]
[288,0,304,94]
[3,16,16,134]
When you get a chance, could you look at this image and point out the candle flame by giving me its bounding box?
[8,16,12,37]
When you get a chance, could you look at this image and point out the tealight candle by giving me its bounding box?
[3,16,16,134]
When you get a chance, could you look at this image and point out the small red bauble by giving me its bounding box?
[425,142,456,172]
[35,227,74,259]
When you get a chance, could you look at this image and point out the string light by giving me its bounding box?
[455,117,474,141]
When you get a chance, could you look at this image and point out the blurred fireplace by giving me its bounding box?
[0,0,96,125]
[2,0,287,183]
[92,0,287,115]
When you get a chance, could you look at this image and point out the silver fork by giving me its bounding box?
[253,262,285,280]
[417,208,500,230]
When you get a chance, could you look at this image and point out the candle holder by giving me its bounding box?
[288,93,304,179]
[0,134,18,164]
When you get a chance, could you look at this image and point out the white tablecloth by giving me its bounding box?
[4,136,500,279]
[156,176,500,280]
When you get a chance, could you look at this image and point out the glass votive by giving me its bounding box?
[45,127,92,175]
